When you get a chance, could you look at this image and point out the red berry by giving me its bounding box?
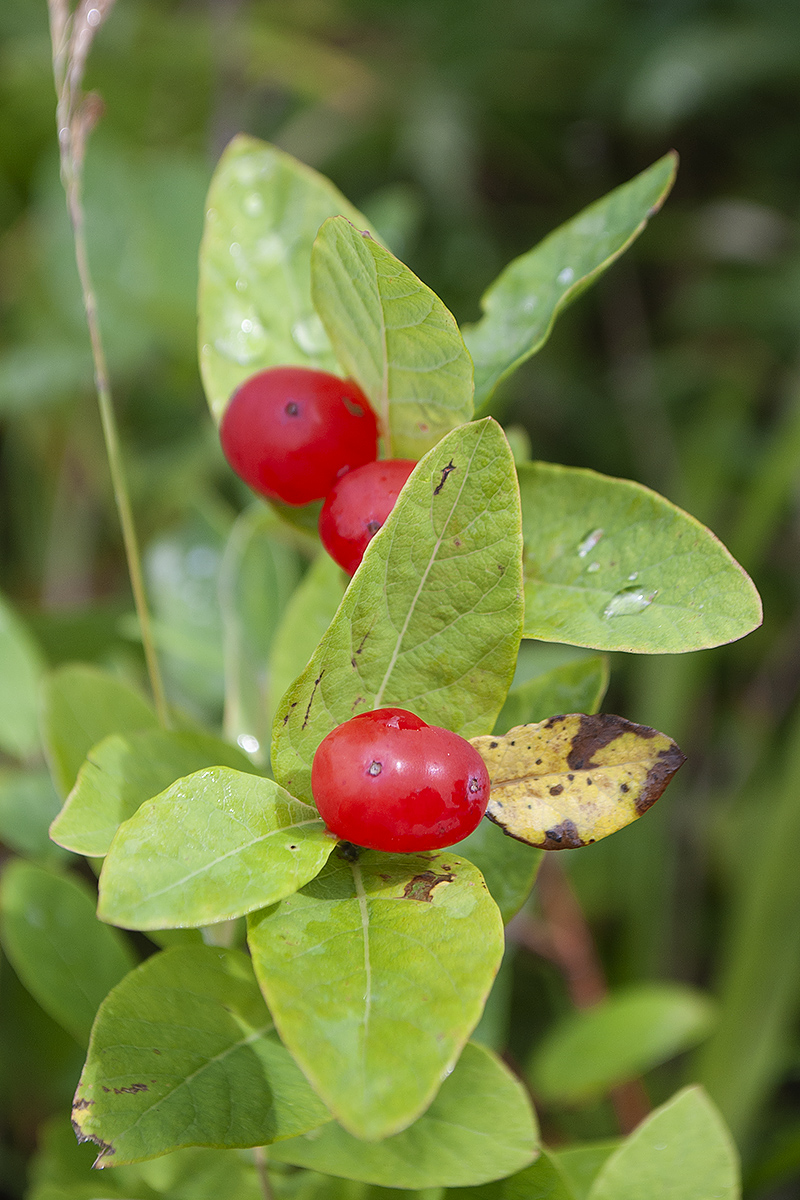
[319,459,416,574]
[311,707,490,853]
[219,367,379,506]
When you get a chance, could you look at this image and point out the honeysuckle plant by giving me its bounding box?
[0,8,758,1197]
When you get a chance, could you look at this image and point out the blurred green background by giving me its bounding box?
[2,0,800,1196]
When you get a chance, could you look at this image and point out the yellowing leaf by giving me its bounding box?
[471,713,685,850]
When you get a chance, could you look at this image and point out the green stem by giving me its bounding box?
[253,1146,274,1200]
[47,0,169,727]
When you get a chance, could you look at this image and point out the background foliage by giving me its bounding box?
[1,0,800,1196]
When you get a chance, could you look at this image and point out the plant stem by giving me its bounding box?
[47,0,169,727]
[253,1146,274,1200]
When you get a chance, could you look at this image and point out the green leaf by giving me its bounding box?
[248,848,504,1140]
[457,820,542,922]
[198,134,374,423]
[41,664,159,798]
[519,462,762,653]
[273,419,524,804]
[71,945,331,1165]
[463,154,677,410]
[551,1143,621,1200]
[0,861,136,1045]
[0,768,66,863]
[529,984,715,1104]
[270,552,347,716]
[0,591,45,759]
[311,216,474,458]
[271,1041,537,1188]
[219,506,303,761]
[587,1086,740,1200]
[495,656,609,735]
[98,767,337,929]
[50,728,260,858]
[447,1149,575,1200]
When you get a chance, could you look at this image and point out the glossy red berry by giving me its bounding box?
[219,366,379,506]
[311,707,491,853]
[319,459,416,574]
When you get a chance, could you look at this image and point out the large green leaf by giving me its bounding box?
[40,664,159,798]
[529,984,716,1103]
[273,419,524,804]
[0,862,135,1045]
[447,1149,575,1200]
[0,592,45,760]
[311,216,473,458]
[587,1086,740,1200]
[50,728,259,858]
[98,767,337,929]
[271,1042,537,1188]
[0,768,66,863]
[247,847,504,1141]
[219,506,302,761]
[198,134,374,422]
[463,154,677,410]
[457,819,542,923]
[71,946,331,1165]
[270,552,347,716]
[519,462,762,653]
[495,656,609,735]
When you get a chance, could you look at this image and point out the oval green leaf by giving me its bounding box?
[529,984,716,1103]
[473,713,685,850]
[0,861,136,1045]
[51,728,260,858]
[271,1042,537,1188]
[311,215,473,458]
[272,419,524,804]
[0,591,45,760]
[247,848,504,1141]
[41,664,158,799]
[463,154,677,410]
[520,461,762,653]
[198,134,375,423]
[71,945,331,1165]
[98,767,337,929]
[587,1086,740,1200]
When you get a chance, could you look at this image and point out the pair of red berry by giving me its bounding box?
[219,366,490,853]
[219,366,414,575]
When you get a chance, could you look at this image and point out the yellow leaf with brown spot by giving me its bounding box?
[471,713,685,850]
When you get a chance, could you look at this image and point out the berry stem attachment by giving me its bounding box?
[47,0,170,728]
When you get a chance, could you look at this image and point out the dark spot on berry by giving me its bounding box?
[285,401,299,416]
[342,396,366,417]
[366,519,382,535]
[468,777,480,793]
[368,761,382,776]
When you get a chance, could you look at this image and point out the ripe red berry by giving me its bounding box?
[219,367,379,506]
[311,707,491,853]
[319,459,416,574]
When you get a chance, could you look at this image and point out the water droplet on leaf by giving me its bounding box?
[603,586,658,619]
[237,734,260,754]
[558,266,575,285]
[587,561,600,573]
[578,528,604,557]
[244,192,264,217]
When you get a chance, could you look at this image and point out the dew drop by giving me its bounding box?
[86,7,101,26]
[523,296,538,312]
[255,233,285,265]
[241,318,254,333]
[236,278,248,292]
[214,308,267,365]
[653,1143,667,1151]
[206,206,218,223]
[229,241,242,257]
[292,314,328,355]
[603,586,658,619]
[578,528,604,557]
[244,192,264,217]
[587,561,600,573]
[628,571,638,581]
[237,734,260,754]
[558,266,575,285]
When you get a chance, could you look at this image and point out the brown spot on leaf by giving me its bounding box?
[549,784,564,796]
[567,713,655,771]
[402,870,455,902]
[544,715,566,729]
[73,1097,94,1109]
[302,672,325,730]
[433,460,456,495]
[113,1083,149,1095]
[541,820,584,851]
[635,743,686,814]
